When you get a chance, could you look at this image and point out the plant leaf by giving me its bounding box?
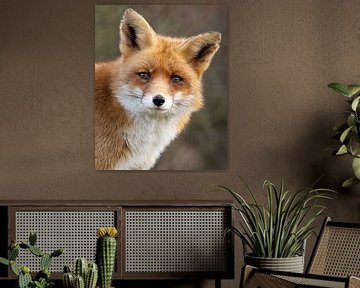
[347,114,356,128]
[351,96,360,111]
[352,157,360,179]
[10,261,20,276]
[328,83,351,97]
[340,126,353,143]
[349,136,360,157]
[336,145,348,155]
[333,122,348,132]
[238,176,259,206]
[0,257,9,266]
[348,85,360,96]
[342,177,360,188]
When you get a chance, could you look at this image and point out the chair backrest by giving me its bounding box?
[307,217,360,277]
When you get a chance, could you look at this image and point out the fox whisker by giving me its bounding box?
[125,94,142,99]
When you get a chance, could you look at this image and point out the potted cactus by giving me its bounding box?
[96,227,118,288]
[0,232,64,288]
[328,82,360,187]
[62,258,98,288]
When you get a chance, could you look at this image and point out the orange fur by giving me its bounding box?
[95,9,221,170]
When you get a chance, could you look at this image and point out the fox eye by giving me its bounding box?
[171,75,184,85]
[138,72,151,81]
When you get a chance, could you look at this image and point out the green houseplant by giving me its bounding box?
[328,83,360,187]
[0,232,64,288]
[221,179,334,272]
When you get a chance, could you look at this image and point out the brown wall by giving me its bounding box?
[1,0,360,287]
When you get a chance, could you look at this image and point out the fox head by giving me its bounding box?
[113,9,221,116]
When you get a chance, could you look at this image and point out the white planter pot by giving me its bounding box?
[245,254,305,273]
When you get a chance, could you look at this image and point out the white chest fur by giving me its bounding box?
[115,114,180,170]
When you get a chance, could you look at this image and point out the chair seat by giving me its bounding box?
[242,266,360,288]
[277,274,346,288]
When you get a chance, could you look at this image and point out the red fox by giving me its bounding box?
[95,8,221,170]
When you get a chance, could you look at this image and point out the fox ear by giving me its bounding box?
[119,9,156,56]
[181,32,221,75]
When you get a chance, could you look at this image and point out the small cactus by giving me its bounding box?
[96,227,118,288]
[29,245,44,257]
[51,248,64,257]
[74,275,85,288]
[62,260,98,288]
[62,265,74,288]
[63,272,74,288]
[85,263,98,288]
[29,232,37,246]
[35,268,50,281]
[41,253,52,269]
[9,246,19,260]
[74,258,88,279]
[0,232,63,288]
[18,269,32,288]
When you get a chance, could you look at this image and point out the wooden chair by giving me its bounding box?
[241,217,360,288]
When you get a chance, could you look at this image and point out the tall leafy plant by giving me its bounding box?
[221,179,334,258]
[328,83,360,187]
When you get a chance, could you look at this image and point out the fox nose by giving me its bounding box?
[152,95,165,107]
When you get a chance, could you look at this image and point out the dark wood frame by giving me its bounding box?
[0,201,234,283]
[0,206,8,280]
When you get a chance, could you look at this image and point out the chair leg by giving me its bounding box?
[240,265,254,288]
[215,278,221,288]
